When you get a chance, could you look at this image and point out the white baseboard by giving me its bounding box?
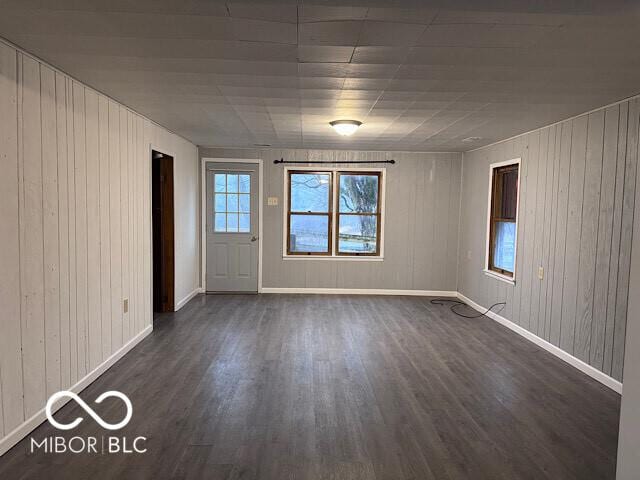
[0,324,153,457]
[457,292,622,394]
[175,287,204,311]
[261,287,458,297]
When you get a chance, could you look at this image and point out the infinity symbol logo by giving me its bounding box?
[45,391,133,431]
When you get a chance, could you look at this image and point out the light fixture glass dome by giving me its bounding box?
[330,120,362,136]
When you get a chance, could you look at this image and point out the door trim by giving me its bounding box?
[201,158,263,293]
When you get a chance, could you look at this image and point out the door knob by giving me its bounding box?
[251,236,259,242]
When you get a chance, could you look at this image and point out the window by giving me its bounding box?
[287,171,332,255]
[336,172,381,255]
[285,169,384,257]
[486,160,520,279]
[214,173,251,233]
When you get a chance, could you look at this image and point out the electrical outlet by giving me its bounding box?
[537,267,544,280]
[123,299,129,313]
[267,197,278,206]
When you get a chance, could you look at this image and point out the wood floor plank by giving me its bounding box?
[0,294,620,480]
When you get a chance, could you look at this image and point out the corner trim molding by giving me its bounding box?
[175,287,204,311]
[457,292,622,394]
[0,325,153,457]
[261,287,458,297]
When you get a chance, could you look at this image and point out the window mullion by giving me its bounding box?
[331,171,338,256]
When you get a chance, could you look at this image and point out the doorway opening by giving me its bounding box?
[152,150,175,313]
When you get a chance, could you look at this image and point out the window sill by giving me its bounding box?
[483,269,515,285]
[283,255,384,262]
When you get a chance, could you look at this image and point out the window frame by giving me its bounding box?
[283,166,386,260]
[286,170,334,256]
[484,158,521,284]
[335,171,382,257]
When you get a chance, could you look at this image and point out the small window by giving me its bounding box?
[286,169,384,257]
[487,161,519,278]
[214,173,251,233]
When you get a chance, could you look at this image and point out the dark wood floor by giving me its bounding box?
[0,294,620,479]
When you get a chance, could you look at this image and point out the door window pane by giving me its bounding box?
[339,174,379,213]
[214,213,226,232]
[226,174,238,193]
[239,194,250,213]
[227,194,239,212]
[215,194,226,212]
[289,215,329,253]
[227,213,239,232]
[215,174,226,192]
[338,215,377,253]
[239,214,250,232]
[239,174,250,193]
[290,173,331,212]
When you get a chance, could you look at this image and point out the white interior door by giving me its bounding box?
[205,163,259,292]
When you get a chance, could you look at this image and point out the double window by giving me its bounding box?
[286,169,383,257]
[486,160,520,280]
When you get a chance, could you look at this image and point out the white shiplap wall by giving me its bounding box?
[0,40,198,453]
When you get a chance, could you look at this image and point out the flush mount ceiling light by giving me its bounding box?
[329,119,362,136]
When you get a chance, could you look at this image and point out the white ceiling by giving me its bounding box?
[1,0,639,151]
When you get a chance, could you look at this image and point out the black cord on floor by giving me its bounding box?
[430,298,506,319]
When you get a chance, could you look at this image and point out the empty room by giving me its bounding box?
[1,0,640,479]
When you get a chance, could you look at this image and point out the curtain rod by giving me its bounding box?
[273,158,395,165]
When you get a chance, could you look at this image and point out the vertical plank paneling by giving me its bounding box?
[519,131,540,330]
[591,105,620,369]
[109,100,123,349]
[0,40,197,452]
[612,99,640,380]
[460,95,638,382]
[573,110,604,362]
[559,115,588,354]
[72,82,88,380]
[543,125,562,341]
[411,157,432,289]
[98,94,111,360]
[0,43,24,433]
[548,122,572,346]
[55,72,70,389]
[19,55,46,417]
[433,158,451,290]
[120,106,129,344]
[530,127,549,337]
[132,116,139,334]
[128,112,135,339]
[40,65,61,397]
[136,115,144,333]
[85,89,101,371]
[143,120,151,327]
[447,157,462,290]
[66,76,77,386]
[603,102,628,375]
